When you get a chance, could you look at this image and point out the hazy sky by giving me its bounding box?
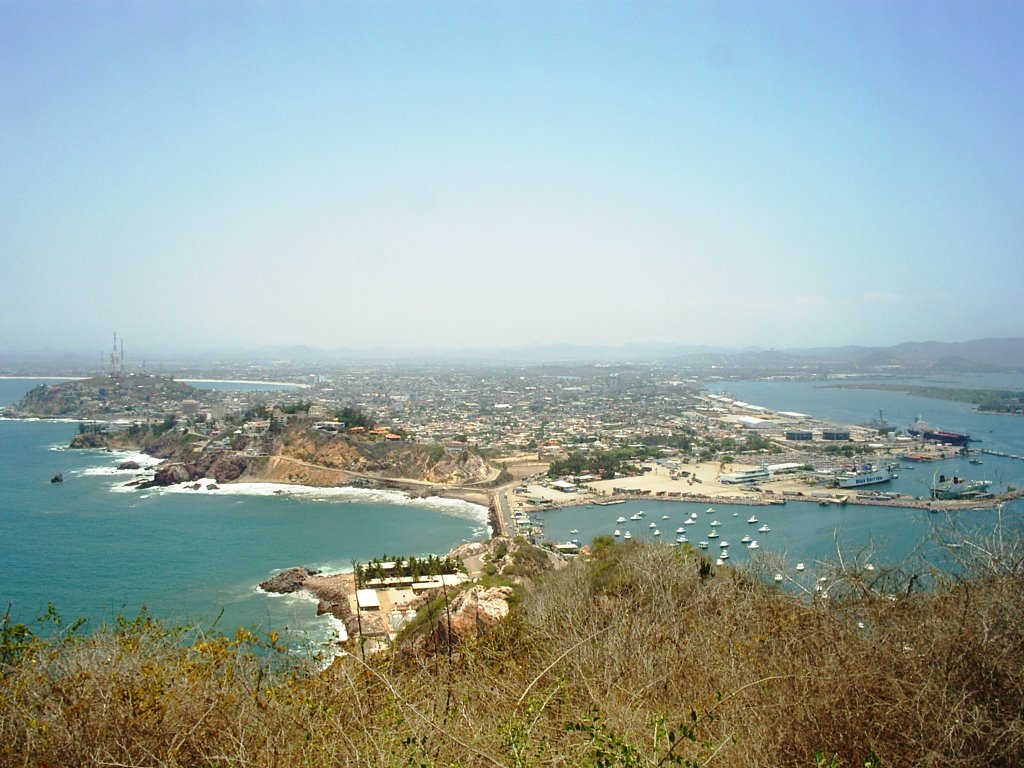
[2,1,1022,355]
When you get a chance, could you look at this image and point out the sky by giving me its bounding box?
[2,0,1023,357]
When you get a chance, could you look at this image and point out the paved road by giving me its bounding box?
[493,486,514,538]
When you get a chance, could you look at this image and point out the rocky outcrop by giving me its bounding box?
[117,460,141,470]
[432,586,514,647]
[259,567,321,594]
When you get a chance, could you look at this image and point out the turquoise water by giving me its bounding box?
[0,380,487,652]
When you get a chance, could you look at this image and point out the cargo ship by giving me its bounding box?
[907,416,970,447]
[836,463,899,489]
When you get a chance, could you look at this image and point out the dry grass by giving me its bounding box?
[2,530,1023,767]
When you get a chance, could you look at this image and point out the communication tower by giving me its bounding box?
[109,333,123,377]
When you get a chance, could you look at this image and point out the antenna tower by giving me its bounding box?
[109,333,123,376]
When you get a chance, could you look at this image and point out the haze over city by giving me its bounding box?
[3,1,1022,356]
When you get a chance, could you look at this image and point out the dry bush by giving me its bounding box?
[1,531,1022,767]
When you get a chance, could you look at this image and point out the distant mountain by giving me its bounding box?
[788,338,1024,371]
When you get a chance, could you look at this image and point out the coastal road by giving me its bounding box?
[493,486,514,538]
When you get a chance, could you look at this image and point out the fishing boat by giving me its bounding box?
[710,519,721,527]
[748,540,760,550]
[614,529,621,537]
[747,515,758,524]
[719,540,729,548]
[705,506,715,514]
[624,531,632,540]
[676,527,685,534]
[719,550,729,559]
[653,529,661,536]
[616,516,626,523]
[570,529,579,535]
[676,535,688,543]
[698,541,709,549]
[741,534,751,544]
[758,524,770,533]
[795,563,805,572]
[630,513,642,520]
[648,521,657,528]
[774,573,784,582]
[708,530,719,539]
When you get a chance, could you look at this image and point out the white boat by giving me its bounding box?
[705,506,715,514]
[570,529,579,535]
[630,513,642,520]
[676,535,688,543]
[614,529,621,537]
[689,512,698,519]
[719,540,729,548]
[648,521,657,528]
[698,541,709,549]
[616,516,626,524]
[710,519,721,527]
[716,558,724,566]
[684,518,696,525]
[676,527,685,534]
[720,550,729,559]
[758,524,770,532]
[638,510,646,517]
[836,462,899,489]
[865,563,876,572]
[624,531,632,540]
[747,515,759,524]
[708,530,719,538]
[774,573,784,582]
[732,512,739,517]
[741,534,752,544]
[747,540,759,549]
[795,562,805,572]
[662,515,670,520]
[653,529,661,536]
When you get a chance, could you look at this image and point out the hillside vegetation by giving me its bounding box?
[2,532,1022,767]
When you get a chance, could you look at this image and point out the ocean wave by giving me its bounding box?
[150,479,489,522]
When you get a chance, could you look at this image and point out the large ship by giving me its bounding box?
[930,473,993,500]
[907,416,970,447]
[836,463,899,489]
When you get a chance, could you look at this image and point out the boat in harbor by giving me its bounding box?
[676,535,687,543]
[836,462,899,488]
[907,416,970,447]
[774,573,784,582]
[614,529,621,537]
[616,516,626,523]
[708,530,719,538]
[653,529,661,536]
[796,563,806,572]
[930,473,993,500]
[710,519,721,527]
[648,521,656,528]
[630,513,642,520]
[747,515,758,524]
[758,524,770,533]
[719,550,729,559]
[570,529,579,535]
[719,540,729,548]
[624,531,632,540]
[741,534,752,544]
[698,541,709,549]
[748,540,760,550]
[676,527,685,534]
[705,506,715,514]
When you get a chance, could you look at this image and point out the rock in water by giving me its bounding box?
[50,472,63,484]
[259,567,320,594]
[117,460,141,470]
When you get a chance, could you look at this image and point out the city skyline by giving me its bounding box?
[3,1,1023,353]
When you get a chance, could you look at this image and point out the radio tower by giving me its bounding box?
[109,333,123,377]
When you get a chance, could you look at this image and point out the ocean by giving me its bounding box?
[2,374,1021,651]
[0,379,488,655]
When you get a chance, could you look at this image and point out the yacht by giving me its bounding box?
[705,506,715,515]
[747,540,760,550]
[684,518,696,525]
[747,515,759,524]
[614,529,621,537]
[710,519,721,527]
[630,513,642,520]
[720,550,729,559]
[795,562,805,572]
[689,512,698,519]
[676,535,688,544]
[653,529,661,536]
[708,530,720,538]
[570,529,579,535]
[662,514,670,520]
[740,534,752,544]
[616,516,626,524]
[758,524,770,533]
[774,573,784,583]
[698,541,709,549]
[716,558,724,566]
[676,527,685,534]
[719,540,729,548]
[624,531,632,540]
[732,512,739,517]
[649,521,657,528]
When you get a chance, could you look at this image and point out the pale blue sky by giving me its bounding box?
[2,1,1022,355]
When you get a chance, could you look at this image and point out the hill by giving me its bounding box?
[2,535,1021,766]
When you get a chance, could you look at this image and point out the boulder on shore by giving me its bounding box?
[117,460,141,470]
[259,567,320,594]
